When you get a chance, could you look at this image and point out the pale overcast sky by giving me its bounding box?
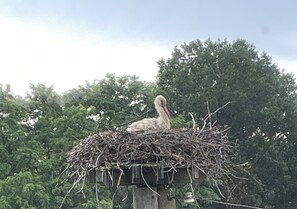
[0,0,297,96]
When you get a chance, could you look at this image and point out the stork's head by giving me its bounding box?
[154,95,171,120]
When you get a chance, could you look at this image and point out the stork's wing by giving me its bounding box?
[126,118,159,132]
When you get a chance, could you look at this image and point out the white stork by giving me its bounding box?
[126,95,171,132]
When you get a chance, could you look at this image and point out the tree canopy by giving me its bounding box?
[157,39,297,208]
[0,77,156,209]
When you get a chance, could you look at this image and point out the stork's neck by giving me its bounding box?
[156,105,170,122]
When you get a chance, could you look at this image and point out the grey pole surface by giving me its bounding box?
[133,186,176,209]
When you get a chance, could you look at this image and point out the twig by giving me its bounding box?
[78,167,87,193]
[96,146,107,166]
[215,181,226,199]
[198,101,231,136]
[140,165,160,196]
[206,101,212,129]
[186,167,201,209]
[112,187,119,204]
[97,109,150,130]
[189,112,196,129]
[95,181,100,208]
[59,175,84,209]
[116,162,124,187]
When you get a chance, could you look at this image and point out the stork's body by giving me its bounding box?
[126,95,171,132]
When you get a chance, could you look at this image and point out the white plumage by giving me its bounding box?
[126,95,171,132]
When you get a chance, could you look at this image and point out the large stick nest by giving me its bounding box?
[66,127,234,179]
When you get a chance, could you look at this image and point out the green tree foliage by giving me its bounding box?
[63,73,158,130]
[0,172,50,209]
[157,39,297,208]
[0,85,28,177]
[23,84,103,208]
[0,75,157,208]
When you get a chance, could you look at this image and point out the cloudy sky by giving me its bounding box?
[0,0,296,96]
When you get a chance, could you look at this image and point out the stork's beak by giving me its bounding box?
[163,105,171,120]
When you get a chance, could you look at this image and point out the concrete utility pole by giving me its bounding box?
[133,186,175,209]
[157,186,176,209]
